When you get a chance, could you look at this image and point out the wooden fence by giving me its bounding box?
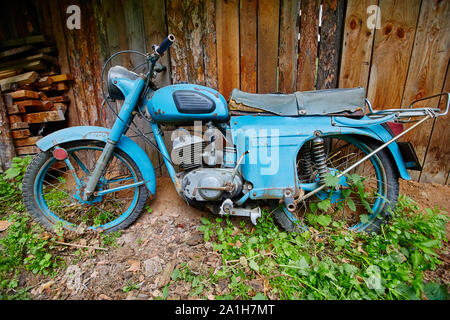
[0,0,449,184]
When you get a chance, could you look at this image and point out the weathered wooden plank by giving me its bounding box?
[10,90,40,100]
[34,46,57,55]
[48,0,79,127]
[13,136,41,147]
[0,69,22,80]
[0,35,46,48]
[60,0,99,126]
[33,76,54,88]
[0,60,47,73]
[216,0,240,99]
[15,99,53,112]
[48,95,69,103]
[11,129,30,139]
[8,115,23,124]
[142,0,173,176]
[38,92,48,100]
[317,0,345,90]
[400,0,450,180]
[15,146,39,156]
[296,0,320,91]
[51,102,67,114]
[142,0,172,87]
[278,0,300,93]
[366,0,421,109]
[23,110,65,124]
[49,74,73,82]
[258,0,280,93]
[122,0,163,176]
[240,0,258,93]
[15,99,45,107]
[185,0,206,85]
[0,53,57,70]
[0,95,16,169]
[166,0,188,83]
[53,82,69,91]
[10,122,29,130]
[0,71,38,91]
[83,0,104,125]
[94,0,122,129]
[418,65,450,184]
[338,0,378,90]
[204,0,218,90]
[7,105,25,115]
[0,45,33,59]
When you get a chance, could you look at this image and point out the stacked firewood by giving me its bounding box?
[0,36,72,156]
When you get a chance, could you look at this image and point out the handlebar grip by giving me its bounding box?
[156,34,175,55]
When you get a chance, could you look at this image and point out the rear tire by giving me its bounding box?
[275,136,399,234]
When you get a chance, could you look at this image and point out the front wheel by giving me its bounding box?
[22,140,149,233]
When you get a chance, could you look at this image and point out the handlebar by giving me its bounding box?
[155,34,175,55]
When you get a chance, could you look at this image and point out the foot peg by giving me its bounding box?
[219,199,261,225]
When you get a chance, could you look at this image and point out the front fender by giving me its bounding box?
[36,126,156,195]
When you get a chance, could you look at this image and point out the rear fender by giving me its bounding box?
[363,124,411,180]
[36,126,156,195]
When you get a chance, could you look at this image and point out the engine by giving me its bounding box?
[171,133,206,170]
[181,168,243,201]
[171,123,242,202]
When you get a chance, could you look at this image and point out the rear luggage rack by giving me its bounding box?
[365,92,449,122]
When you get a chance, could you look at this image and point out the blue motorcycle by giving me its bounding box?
[22,35,449,234]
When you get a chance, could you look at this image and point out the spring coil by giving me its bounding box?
[311,137,328,185]
[299,142,313,182]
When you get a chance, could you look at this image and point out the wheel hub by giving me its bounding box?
[73,176,106,205]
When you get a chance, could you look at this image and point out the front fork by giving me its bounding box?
[83,78,145,200]
[83,139,117,200]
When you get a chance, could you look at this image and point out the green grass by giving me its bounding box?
[169,195,448,300]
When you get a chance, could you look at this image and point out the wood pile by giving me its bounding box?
[0,35,72,157]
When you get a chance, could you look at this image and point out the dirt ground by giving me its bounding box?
[17,177,450,299]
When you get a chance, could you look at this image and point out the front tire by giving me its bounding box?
[22,140,149,233]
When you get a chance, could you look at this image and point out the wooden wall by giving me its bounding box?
[0,0,448,184]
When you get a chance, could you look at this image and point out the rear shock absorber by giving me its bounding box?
[299,142,313,182]
[311,136,328,185]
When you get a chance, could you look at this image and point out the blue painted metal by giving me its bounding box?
[97,181,145,196]
[108,77,145,142]
[364,123,411,180]
[333,114,396,127]
[36,126,156,195]
[230,115,410,201]
[149,122,179,189]
[144,84,229,123]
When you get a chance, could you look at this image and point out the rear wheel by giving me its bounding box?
[22,140,149,233]
[275,136,399,234]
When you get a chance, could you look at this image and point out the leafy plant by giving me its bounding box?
[122,281,140,293]
[0,214,61,299]
[189,193,448,300]
[0,156,31,212]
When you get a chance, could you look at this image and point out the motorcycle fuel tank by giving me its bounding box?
[144,84,229,123]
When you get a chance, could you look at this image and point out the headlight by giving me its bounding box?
[107,66,140,100]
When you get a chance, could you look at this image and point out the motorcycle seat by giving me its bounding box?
[229,87,366,116]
